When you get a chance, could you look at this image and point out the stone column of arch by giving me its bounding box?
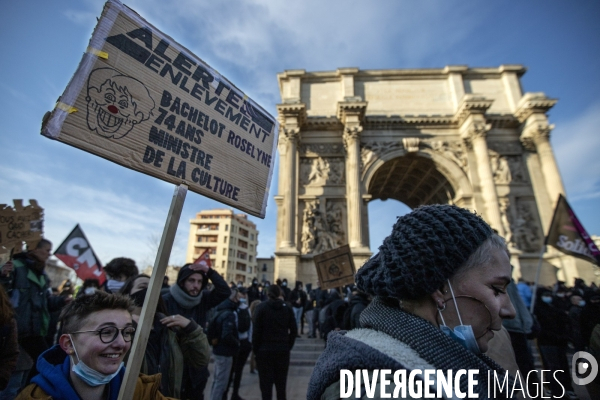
[344,125,364,248]
[458,97,505,237]
[338,101,370,253]
[517,94,562,231]
[280,127,300,249]
[275,103,306,255]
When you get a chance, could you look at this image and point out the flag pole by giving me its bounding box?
[117,184,187,400]
[529,245,546,315]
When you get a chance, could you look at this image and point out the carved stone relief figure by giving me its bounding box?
[326,201,346,247]
[507,156,528,183]
[513,202,541,253]
[300,157,345,186]
[301,199,346,254]
[327,159,345,185]
[490,150,511,184]
[430,140,468,170]
[499,198,513,245]
[300,200,319,254]
[307,157,326,184]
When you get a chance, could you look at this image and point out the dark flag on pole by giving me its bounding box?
[54,224,106,284]
[545,194,600,265]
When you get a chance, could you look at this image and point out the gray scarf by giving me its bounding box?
[360,297,515,399]
[169,283,202,309]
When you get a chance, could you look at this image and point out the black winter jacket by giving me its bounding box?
[252,298,297,353]
[534,300,570,347]
[211,298,240,357]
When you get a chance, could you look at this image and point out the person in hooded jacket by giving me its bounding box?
[209,288,242,400]
[14,290,175,400]
[225,288,253,400]
[307,205,517,400]
[277,279,291,302]
[252,285,297,400]
[120,274,210,398]
[247,279,260,304]
[162,262,230,400]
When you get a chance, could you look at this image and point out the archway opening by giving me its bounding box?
[367,154,455,208]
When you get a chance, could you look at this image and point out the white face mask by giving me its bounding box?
[106,279,125,292]
[68,335,124,386]
[438,280,481,354]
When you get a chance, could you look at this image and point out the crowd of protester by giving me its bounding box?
[2,217,600,399]
[0,239,305,400]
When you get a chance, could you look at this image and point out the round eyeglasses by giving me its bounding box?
[70,326,136,343]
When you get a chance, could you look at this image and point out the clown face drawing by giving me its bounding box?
[86,68,155,139]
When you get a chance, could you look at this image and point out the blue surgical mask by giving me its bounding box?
[69,335,124,386]
[579,300,586,307]
[239,298,247,304]
[438,280,481,354]
[541,296,553,304]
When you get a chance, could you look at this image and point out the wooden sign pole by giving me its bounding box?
[117,184,187,400]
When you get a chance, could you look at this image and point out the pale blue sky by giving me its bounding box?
[1,0,599,269]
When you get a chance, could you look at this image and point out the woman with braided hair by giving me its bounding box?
[308,204,517,400]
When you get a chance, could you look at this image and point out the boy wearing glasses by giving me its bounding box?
[15,291,175,400]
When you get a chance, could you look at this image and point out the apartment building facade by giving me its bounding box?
[186,209,258,284]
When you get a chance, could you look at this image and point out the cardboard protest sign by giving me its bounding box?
[0,199,44,254]
[54,224,106,284]
[42,0,278,218]
[313,244,356,290]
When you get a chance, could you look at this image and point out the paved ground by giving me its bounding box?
[205,335,324,400]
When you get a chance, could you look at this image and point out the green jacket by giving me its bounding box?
[129,317,210,398]
[2,256,65,338]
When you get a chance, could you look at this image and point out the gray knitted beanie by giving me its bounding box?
[356,204,493,300]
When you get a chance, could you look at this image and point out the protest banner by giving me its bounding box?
[0,199,44,255]
[313,244,357,290]
[531,194,600,313]
[54,224,106,285]
[41,0,278,219]
[546,194,600,265]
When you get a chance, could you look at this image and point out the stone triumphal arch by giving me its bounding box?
[274,66,592,286]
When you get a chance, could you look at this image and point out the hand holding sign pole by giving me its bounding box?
[118,184,187,400]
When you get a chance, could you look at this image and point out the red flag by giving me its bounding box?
[54,224,106,284]
[545,195,600,265]
[193,249,212,269]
